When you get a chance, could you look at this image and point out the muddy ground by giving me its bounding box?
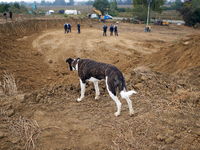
[0,18,200,150]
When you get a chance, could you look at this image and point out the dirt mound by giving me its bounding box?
[144,34,200,74]
[23,66,200,106]
[0,18,93,92]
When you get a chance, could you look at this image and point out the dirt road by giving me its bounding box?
[0,19,200,150]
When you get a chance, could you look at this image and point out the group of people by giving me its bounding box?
[64,22,81,34]
[64,22,72,34]
[103,24,118,36]
[64,22,119,36]
[3,11,12,21]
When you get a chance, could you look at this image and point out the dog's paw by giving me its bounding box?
[77,98,82,102]
[114,112,120,117]
[130,110,134,116]
[95,95,100,100]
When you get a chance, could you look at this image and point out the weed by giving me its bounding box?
[0,71,17,95]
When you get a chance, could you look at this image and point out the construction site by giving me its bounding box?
[0,17,200,149]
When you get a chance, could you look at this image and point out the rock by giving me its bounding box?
[47,77,52,80]
[166,129,174,135]
[146,92,152,97]
[195,130,200,136]
[124,73,131,83]
[134,83,143,90]
[36,93,43,103]
[157,134,165,141]
[130,69,136,76]
[177,80,187,86]
[48,59,53,63]
[183,41,190,45]
[141,76,147,81]
[167,91,172,95]
[165,136,175,144]
[174,133,181,139]
[195,122,200,128]
[169,85,176,92]
[0,131,5,139]
[7,109,15,117]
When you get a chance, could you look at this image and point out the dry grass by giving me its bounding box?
[0,107,41,150]
[0,71,17,95]
[10,116,41,150]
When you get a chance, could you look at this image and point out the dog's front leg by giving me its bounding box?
[77,79,85,102]
[93,81,100,100]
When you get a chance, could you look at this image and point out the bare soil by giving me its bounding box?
[0,18,200,150]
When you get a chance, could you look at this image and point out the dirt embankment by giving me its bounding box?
[0,18,93,91]
[144,34,200,74]
[0,19,200,150]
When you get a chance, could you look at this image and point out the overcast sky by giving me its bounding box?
[0,0,83,3]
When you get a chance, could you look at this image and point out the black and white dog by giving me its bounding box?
[66,58,137,116]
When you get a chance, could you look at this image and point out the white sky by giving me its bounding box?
[0,0,84,3]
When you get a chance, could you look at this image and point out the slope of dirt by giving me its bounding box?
[144,33,200,74]
[0,19,200,150]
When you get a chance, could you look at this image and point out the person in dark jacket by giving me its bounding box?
[110,24,113,36]
[9,11,12,20]
[77,22,80,34]
[68,23,71,33]
[103,24,107,36]
[64,23,68,34]
[3,12,7,21]
[114,24,118,36]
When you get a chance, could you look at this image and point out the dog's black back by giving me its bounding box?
[78,59,127,96]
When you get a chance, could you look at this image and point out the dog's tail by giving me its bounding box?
[120,77,137,99]
[120,90,137,99]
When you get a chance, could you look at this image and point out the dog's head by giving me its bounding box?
[66,58,80,71]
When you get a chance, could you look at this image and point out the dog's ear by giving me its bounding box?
[66,58,73,71]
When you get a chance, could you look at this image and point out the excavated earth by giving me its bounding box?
[0,18,200,150]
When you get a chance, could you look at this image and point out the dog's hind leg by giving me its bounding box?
[77,79,85,102]
[125,97,134,116]
[106,76,121,117]
[93,81,100,100]
[120,90,136,116]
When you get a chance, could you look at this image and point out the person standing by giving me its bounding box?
[3,12,7,21]
[9,11,12,20]
[64,23,68,34]
[114,24,118,36]
[77,22,80,34]
[148,26,151,32]
[103,24,107,36]
[110,24,113,36]
[68,22,71,33]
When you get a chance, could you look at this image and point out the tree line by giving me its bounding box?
[0,3,28,14]
[93,0,200,27]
